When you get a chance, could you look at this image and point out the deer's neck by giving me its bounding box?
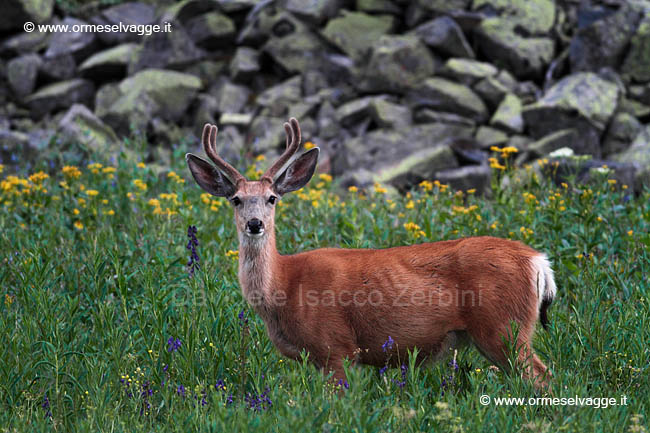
[238,230,280,308]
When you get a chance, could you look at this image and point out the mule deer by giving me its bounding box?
[186,118,556,388]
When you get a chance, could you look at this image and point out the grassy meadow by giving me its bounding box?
[0,148,648,432]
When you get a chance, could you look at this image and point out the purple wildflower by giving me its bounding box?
[379,365,388,376]
[167,337,182,353]
[238,309,248,326]
[244,387,272,411]
[392,364,407,389]
[336,379,349,389]
[42,393,52,418]
[186,225,200,277]
[177,384,186,397]
[382,336,395,352]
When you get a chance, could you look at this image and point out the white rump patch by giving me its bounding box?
[530,254,557,308]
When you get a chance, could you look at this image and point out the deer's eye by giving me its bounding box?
[231,197,241,206]
[268,196,277,205]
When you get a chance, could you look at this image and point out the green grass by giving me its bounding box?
[0,152,648,432]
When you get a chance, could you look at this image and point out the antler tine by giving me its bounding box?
[261,117,302,183]
[202,123,244,184]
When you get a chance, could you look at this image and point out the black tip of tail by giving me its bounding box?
[539,298,553,330]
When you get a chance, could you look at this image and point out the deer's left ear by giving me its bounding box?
[273,148,319,196]
[186,153,236,197]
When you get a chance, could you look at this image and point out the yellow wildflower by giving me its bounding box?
[419,180,433,192]
[73,208,80,216]
[133,179,147,191]
[255,154,266,161]
[467,188,476,194]
[319,173,333,183]
[74,221,84,230]
[62,165,82,179]
[226,250,239,259]
[405,200,415,209]
[105,210,115,216]
[373,182,387,195]
[348,186,358,193]
[85,189,99,197]
[137,162,146,169]
[304,141,315,150]
[488,157,506,171]
[28,171,49,184]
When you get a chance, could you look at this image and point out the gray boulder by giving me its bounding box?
[7,54,42,99]
[375,145,458,189]
[523,72,620,131]
[476,18,554,78]
[44,17,96,62]
[40,54,76,81]
[527,129,580,158]
[321,11,395,62]
[129,24,203,74]
[473,72,517,109]
[472,0,555,34]
[79,43,139,80]
[475,126,508,148]
[1,0,54,31]
[434,164,491,195]
[523,73,621,158]
[370,99,412,128]
[90,2,157,45]
[25,79,95,118]
[186,11,236,49]
[263,28,331,74]
[490,93,523,133]
[58,104,119,152]
[210,80,251,114]
[1,31,49,55]
[342,123,474,172]
[285,0,342,24]
[335,97,374,127]
[439,58,498,86]
[255,76,302,117]
[230,47,260,82]
[414,109,476,128]
[247,116,287,152]
[356,0,401,14]
[602,112,643,156]
[570,3,643,72]
[409,77,488,122]
[418,0,471,14]
[622,11,650,82]
[614,125,650,189]
[412,16,475,58]
[97,69,202,135]
[358,35,436,93]
[161,0,216,23]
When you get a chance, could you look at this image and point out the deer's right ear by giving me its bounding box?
[186,153,236,197]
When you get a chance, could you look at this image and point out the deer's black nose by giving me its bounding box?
[247,218,264,234]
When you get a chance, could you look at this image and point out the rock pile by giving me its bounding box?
[1,0,649,192]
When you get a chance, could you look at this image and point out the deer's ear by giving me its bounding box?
[273,148,319,196]
[186,153,236,197]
